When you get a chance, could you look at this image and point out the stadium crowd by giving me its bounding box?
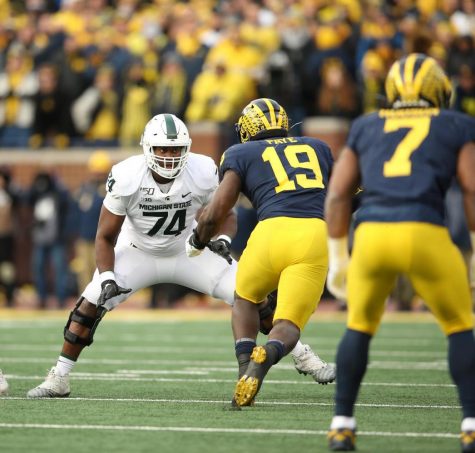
[0,0,474,309]
[0,0,474,148]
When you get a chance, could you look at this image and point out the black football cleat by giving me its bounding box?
[233,345,273,407]
[461,431,475,452]
[328,428,356,451]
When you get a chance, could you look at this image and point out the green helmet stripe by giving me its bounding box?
[164,114,178,139]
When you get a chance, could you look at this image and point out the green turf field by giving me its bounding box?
[0,311,464,453]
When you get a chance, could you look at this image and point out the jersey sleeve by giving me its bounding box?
[219,145,244,181]
[103,191,127,216]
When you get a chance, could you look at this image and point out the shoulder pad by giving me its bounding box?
[107,155,147,197]
[184,153,219,192]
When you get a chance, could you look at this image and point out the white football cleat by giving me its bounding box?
[27,367,70,398]
[0,369,9,396]
[291,344,336,384]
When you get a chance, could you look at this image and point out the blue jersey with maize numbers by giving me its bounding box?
[220,136,333,221]
[348,108,475,226]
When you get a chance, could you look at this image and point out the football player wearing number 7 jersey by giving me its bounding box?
[325,54,475,452]
[187,98,334,407]
[27,112,334,399]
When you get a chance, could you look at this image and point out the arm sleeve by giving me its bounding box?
[103,192,127,216]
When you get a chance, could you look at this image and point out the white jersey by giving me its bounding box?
[103,153,218,256]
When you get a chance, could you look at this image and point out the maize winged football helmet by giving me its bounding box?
[385,53,452,109]
[140,113,192,179]
[236,98,289,143]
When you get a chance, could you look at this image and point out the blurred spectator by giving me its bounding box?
[161,5,209,92]
[360,50,386,113]
[30,62,76,149]
[452,64,475,116]
[450,0,475,37]
[204,18,264,83]
[28,170,73,308]
[315,58,359,118]
[83,25,133,90]
[446,35,475,78]
[72,150,111,291]
[151,52,188,118]
[119,58,151,147]
[51,33,91,102]
[0,44,38,147]
[71,65,120,147]
[0,167,19,307]
[258,50,305,135]
[185,60,256,124]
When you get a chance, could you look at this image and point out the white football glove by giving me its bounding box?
[327,237,350,301]
[186,230,206,258]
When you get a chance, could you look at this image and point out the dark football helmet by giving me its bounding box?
[236,98,289,143]
[385,53,452,109]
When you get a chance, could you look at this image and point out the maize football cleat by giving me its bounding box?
[233,345,273,407]
[461,431,475,452]
[27,367,70,398]
[328,428,356,451]
[291,344,336,384]
[0,369,9,396]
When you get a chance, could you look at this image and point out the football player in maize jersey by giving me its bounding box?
[325,54,475,452]
[26,113,333,398]
[187,98,335,407]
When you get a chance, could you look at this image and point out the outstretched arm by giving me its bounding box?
[95,205,125,274]
[195,170,241,244]
[95,205,131,306]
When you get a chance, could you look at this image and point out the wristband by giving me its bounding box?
[217,234,232,244]
[99,271,116,283]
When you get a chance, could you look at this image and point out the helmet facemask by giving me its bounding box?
[140,114,192,179]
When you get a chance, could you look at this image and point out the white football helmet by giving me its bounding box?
[140,114,192,179]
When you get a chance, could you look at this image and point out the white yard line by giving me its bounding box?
[0,423,459,438]
[4,373,455,388]
[1,396,461,409]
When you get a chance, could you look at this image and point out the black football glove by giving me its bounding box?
[97,280,132,307]
[188,229,207,250]
[207,238,232,264]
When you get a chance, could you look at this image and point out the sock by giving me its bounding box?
[290,340,305,356]
[55,354,76,376]
[330,416,357,430]
[448,330,475,418]
[235,339,256,379]
[335,329,372,416]
[265,340,285,364]
[462,418,475,431]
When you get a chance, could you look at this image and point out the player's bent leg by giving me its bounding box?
[27,297,106,398]
[233,319,297,407]
[257,290,336,383]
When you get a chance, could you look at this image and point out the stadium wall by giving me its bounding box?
[2,117,350,190]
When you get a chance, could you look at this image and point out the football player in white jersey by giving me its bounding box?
[27,114,334,398]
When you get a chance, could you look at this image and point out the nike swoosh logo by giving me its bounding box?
[182,192,191,198]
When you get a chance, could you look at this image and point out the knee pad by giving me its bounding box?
[64,297,107,346]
